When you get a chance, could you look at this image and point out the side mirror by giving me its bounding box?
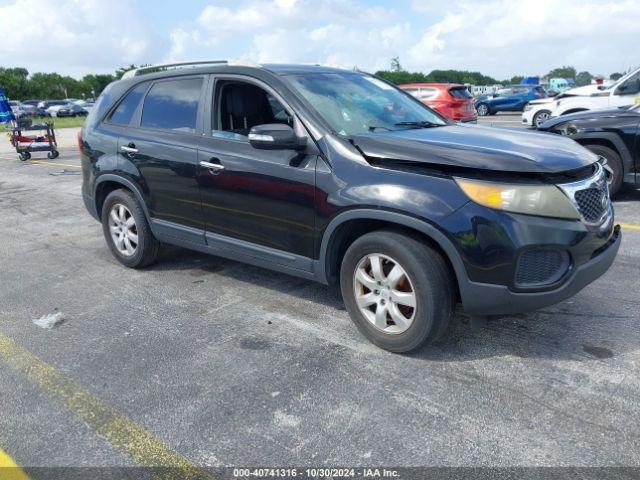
[248,124,305,151]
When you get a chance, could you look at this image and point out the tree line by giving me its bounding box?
[0,65,137,101]
[2,60,629,101]
[375,58,626,87]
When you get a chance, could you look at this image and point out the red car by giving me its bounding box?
[399,83,477,123]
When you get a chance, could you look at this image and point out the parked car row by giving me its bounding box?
[400,83,550,121]
[523,67,640,127]
[6,98,94,118]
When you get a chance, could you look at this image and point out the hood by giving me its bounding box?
[528,97,555,105]
[560,84,604,97]
[350,124,598,174]
[539,106,639,130]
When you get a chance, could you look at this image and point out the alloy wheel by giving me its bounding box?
[108,203,138,256]
[353,253,417,334]
[534,111,550,127]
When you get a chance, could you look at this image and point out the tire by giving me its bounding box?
[47,150,59,159]
[476,103,490,116]
[340,230,455,353]
[19,152,30,161]
[584,144,623,196]
[533,110,551,128]
[101,189,161,268]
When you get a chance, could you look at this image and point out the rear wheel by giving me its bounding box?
[101,189,161,268]
[340,230,455,353]
[533,110,551,128]
[476,103,490,116]
[584,144,624,196]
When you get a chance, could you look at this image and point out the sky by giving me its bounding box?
[0,0,638,80]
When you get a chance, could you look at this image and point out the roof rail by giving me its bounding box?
[121,60,229,79]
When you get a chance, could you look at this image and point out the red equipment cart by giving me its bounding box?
[9,122,59,161]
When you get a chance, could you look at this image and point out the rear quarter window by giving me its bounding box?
[107,82,148,125]
[449,88,471,99]
[140,78,203,133]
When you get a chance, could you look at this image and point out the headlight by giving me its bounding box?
[524,104,533,111]
[454,178,580,219]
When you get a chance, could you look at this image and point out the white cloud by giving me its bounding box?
[1,0,638,80]
[163,0,399,68]
[405,0,640,77]
[167,0,640,80]
[0,0,156,77]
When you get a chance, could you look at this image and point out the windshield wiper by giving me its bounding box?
[368,125,393,132]
[394,120,443,129]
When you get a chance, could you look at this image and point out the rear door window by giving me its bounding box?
[141,77,203,133]
[108,83,148,125]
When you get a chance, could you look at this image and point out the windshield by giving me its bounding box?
[285,72,447,136]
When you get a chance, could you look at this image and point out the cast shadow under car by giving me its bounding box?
[146,244,634,364]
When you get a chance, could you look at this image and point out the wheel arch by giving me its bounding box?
[318,209,465,298]
[94,174,152,221]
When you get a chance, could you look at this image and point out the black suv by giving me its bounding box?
[538,104,640,195]
[81,61,621,352]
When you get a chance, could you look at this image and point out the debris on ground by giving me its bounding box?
[33,311,65,329]
[49,169,81,176]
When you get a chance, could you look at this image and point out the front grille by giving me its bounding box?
[574,187,608,222]
[515,249,570,288]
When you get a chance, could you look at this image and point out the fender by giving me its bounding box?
[316,208,467,289]
[572,132,634,173]
[93,174,153,224]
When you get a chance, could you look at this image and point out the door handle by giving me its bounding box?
[199,160,225,171]
[120,145,138,154]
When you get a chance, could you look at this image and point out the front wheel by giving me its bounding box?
[101,189,161,268]
[533,110,551,128]
[340,230,455,353]
[476,103,490,116]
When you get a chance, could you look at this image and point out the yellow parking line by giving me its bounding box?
[28,160,80,169]
[620,223,640,231]
[0,156,80,168]
[0,333,212,480]
[0,448,30,480]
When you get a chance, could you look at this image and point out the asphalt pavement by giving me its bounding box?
[0,120,639,477]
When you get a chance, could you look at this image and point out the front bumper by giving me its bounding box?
[521,108,535,126]
[459,225,621,315]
